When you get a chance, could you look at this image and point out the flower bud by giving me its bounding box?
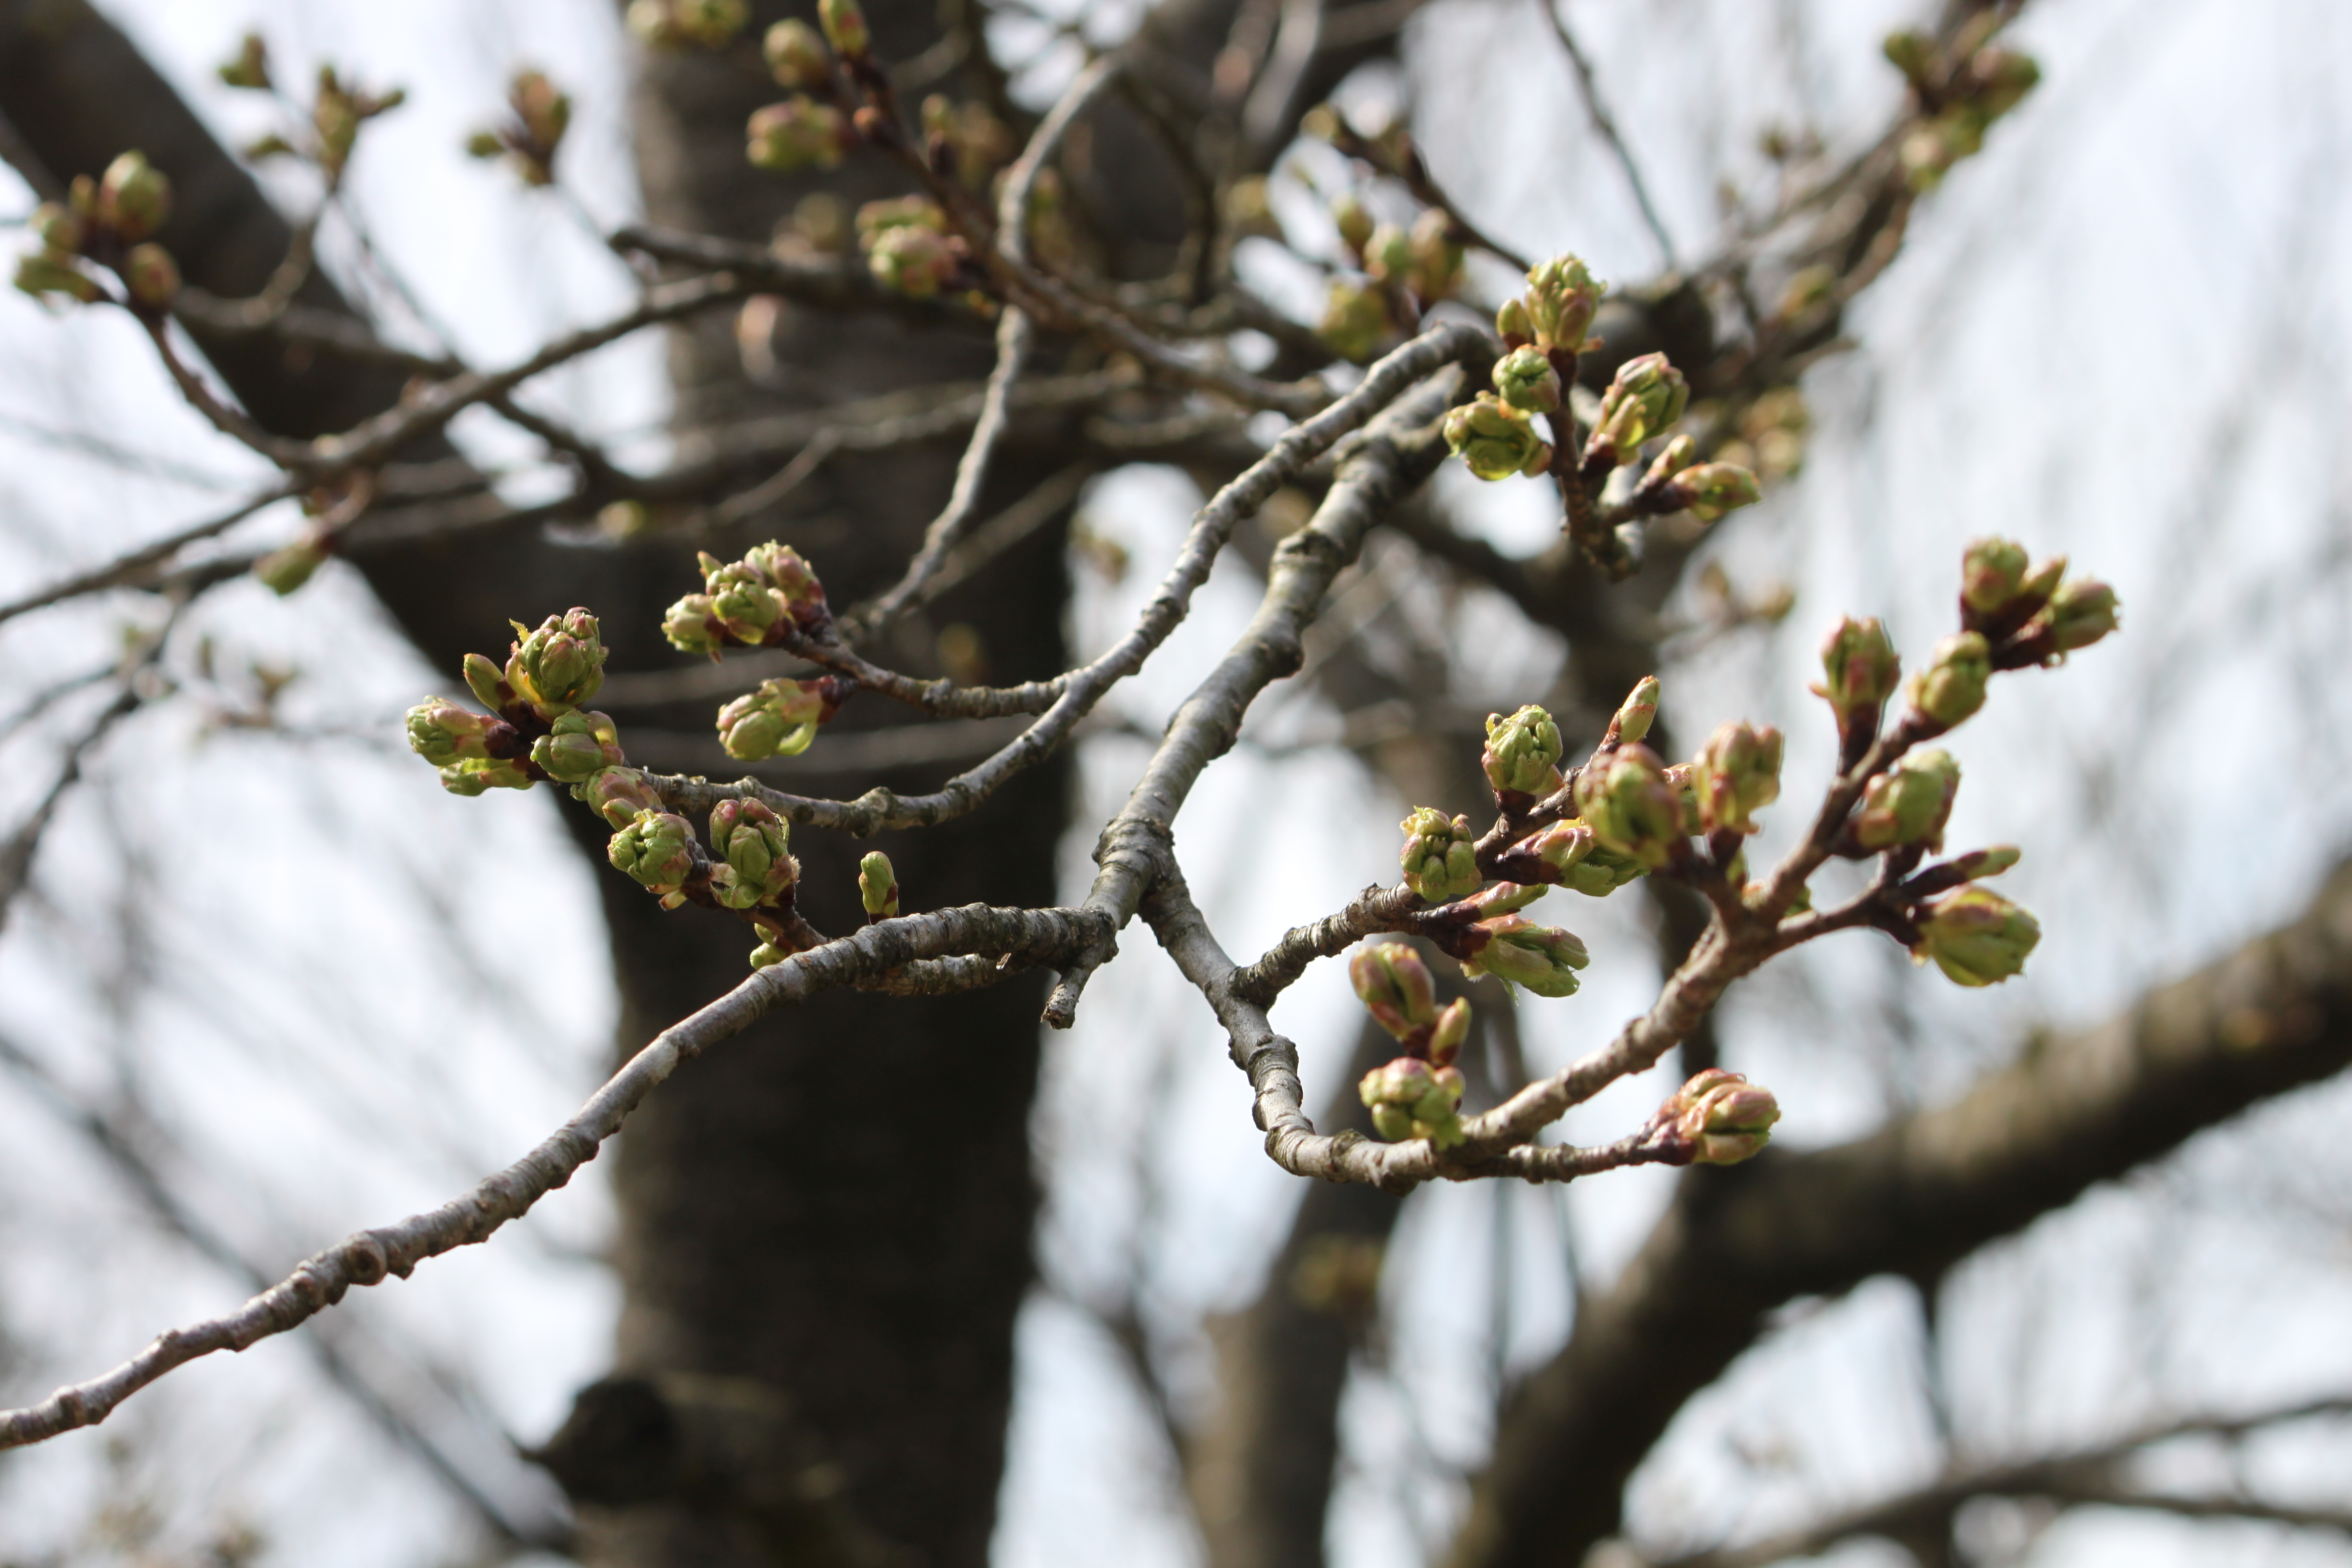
[462,652,509,713]
[1482,704,1563,797]
[703,560,784,641]
[1612,674,1661,745]
[1495,296,1532,344]
[30,202,84,255]
[530,709,625,783]
[507,608,607,710]
[1882,28,1934,85]
[1358,1056,1466,1148]
[1852,747,1959,852]
[1960,536,2032,617]
[98,151,171,243]
[663,593,724,656]
[1350,941,1439,1042]
[1360,223,1413,287]
[1492,346,1562,414]
[1406,207,1462,298]
[1317,277,1390,364]
[1399,807,1481,903]
[1521,253,1602,351]
[749,939,788,970]
[1665,462,1762,521]
[1593,351,1689,456]
[405,698,503,767]
[1574,743,1685,870]
[576,766,663,828]
[1691,721,1783,835]
[1641,433,1697,490]
[818,0,870,59]
[710,797,796,908]
[742,540,828,622]
[438,757,534,795]
[609,809,698,898]
[253,533,329,594]
[1946,844,2021,882]
[764,19,832,89]
[747,98,849,173]
[858,850,899,919]
[1444,393,1552,482]
[866,222,960,298]
[716,677,828,761]
[1912,886,2039,986]
[1906,631,1991,730]
[121,242,179,308]
[14,249,104,304]
[1813,616,1901,737]
[2041,578,2119,655]
[1572,844,1648,898]
[671,0,748,46]
[1669,1069,1780,1165]
[1461,914,1588,998]
[1330,194,1374,255]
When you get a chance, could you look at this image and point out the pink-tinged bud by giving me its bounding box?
[1426,998,1471,1068]
[1492,346,1562,414]
[710,797,796,908]
[462,652,509,713]
[1399,808,1481,903]
[1592,352,1689,458]
[703,560,784,641]
[1358,1056,1466,1148]
[1360,222,1412,287]
[1495,296,1533,345]
[530,709,626,784]
[1906,631,1991,730]
[121,242,179,308]
[438,758,534,796]
[405,698,503,767]
[2040,578,2119,655]
[742,540,828,623]
[1612,674,1661,746]
[1852,747,1960,852]
[1912,886,2039,987]
[662,592,724,656]
[865,222,960,298]
[1813,615,1901,748]
[1691,721,1783,835]
[764,19,832,90]
[1960,536,2031,616]
[1317,277,1391,364]
[1461,914,1588,997]
[1350,941,1440,1042]
[1574,742,1685,871]
[1946,844,2020,882]
[97,151,171,243]
[507,608,607,711]
[1483,703,1563,796]
[1641,434,1697,491]
[1663,462,1762,522]
[1406,207,1462,299]
[716,677,829,761]
[576,766,663,828]
[608,809,698,898]
[747,98,849,173]
[1444,392,1552,482]
[1520,253,1602,351]
[858,850,898,919]
[1668,1069,1780,1165]
[818,0,870,59]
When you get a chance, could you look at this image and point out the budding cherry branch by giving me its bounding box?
[0,0,2103,1450]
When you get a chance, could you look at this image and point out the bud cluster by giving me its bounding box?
[1482,704,1564,799]
[1349,943,1472,1066]
[14,152,178,311]
[1458,913,1589,997]
[309,66,406,179]
[717,677,836,762]
[1358,1055,1468,1148]
[855,198,968,299]
[627,0,751,49]
[663,541,832,657]
[1660,1070,1781,1165]
[707,798,798,911]
[1887,23,2043,189]
[1399,808,1481,904]
[1953,536,2119,673]
[466,70,571,187]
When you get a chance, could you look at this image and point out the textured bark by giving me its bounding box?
[1450,861,2352,1568]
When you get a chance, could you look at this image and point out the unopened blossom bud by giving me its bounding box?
[1331,194,1374,255]
[1946,844,2021,882]
[1406,207,1462,298]
[1613,674,1661,745]
[405,698,502,767]
[1495,295,1532,345]
[763,19,832,88]
[1670,1069,1781,1165]
[1665,462,1763,522]
[716,677,828,761]
[1317,277,1390,364]
[1813,615,1898,737]
[1959,536,2033,617]
[1852,747,1960,852]
[121,243,179,308]
[747,98,849,172]
[1482,704,1563,797]
[1462,914,1588,998]
[253,534,329,594]
[2041,578,2120,655]
[671,0,748,46]
[662,593,723,656]
[818,0,870,59]
[530,709,625,784]
[858,850,899,919]
[866,222,960,298]
[462,652,509,713]
[1521,253,1602,351]
[218,32,270,90]
[1360,223,1412,287]
[1912,886,2039,986]
[30,202,84,254]
[1641,434,1697,490]
[743,540,827,621]
[508,608,607,710]
[1493,346,1563,414]
[748,939,788,970]
[576,765,663,828]
[97,151,171,243]
[1444,393,1552,482]
[709,797,795,908]
[438,757,534,796]
[1358,1056,1466,1148]
[1350,941,1439,1042]
[1692,721,1783,835]
[1426,997,1471,1067]
[1964,46,2041,119]
[1574,844,1648,897]
[14,250,104,304]
[1907,631,1991,730]
[1399,808,1481,903]
[609,809,698,898]
[1574,743,1685,870]
[703,560,783,641]
[1593,352,1689,456]
[1882,28,1935,85]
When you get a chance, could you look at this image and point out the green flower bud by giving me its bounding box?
[1882,28,1934,85]
[818,0,870,59]
[1399,808,1481,903]
[1462,914,1588,998]
[742,541,827,620]
[1960,536,2033,616]
[30,202,84,255]
[1331,194,1374,255]
[672,0,748,47]
[1483,704,1563,797]
[1444,393,1552,482]
[1492,346,1563,414]
[764,19,832,89]
[609,809,698,899]
[1359,1057,1466,1148]
[716,677,828,761]
[1666,462,1763,521]
[1572,844,1648,897]
[252,534,329,595]
[749,939,789,970]
[218,32,271,90]
[1361,222,1412,285]
[1964,47,2041,119]
[1521,253,1603,351]
[2041,578,2120,655]
[1317,277,1390,364]
[439,757,533,795]
[747,98,849,173]
[530,709,625,784]
[1691,720,1784,835]
[710,797,796,908]
[1613,675,1661,746]
[1406,208,1462,298]
[1669,1069,1780,1165]
[462,652,509,713]
[858,850,898,919]
[1946,844,2021,882]
[1912,886,2039,987]
[662,593,723,656]
[1593,351,1689,456]
[1350,941,1438,1042]
[1495,295,1532,344]
[1906,631,1991,730]
[121,242,179,308]
[1426,997,1471,1067]
[1574,743,1685,870]
[1813,615,1902,736]
[1641,433,1697,490]
[14,249,104,304]
[508,608,607,710]
[1852,747,1959,852]
[98,151,171,243]
[866,222,960,298]
[405,698,503,767]
[576,766,663,828]
[702,560,783,642]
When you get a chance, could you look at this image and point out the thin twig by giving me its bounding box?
[1540,0,1678,269]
